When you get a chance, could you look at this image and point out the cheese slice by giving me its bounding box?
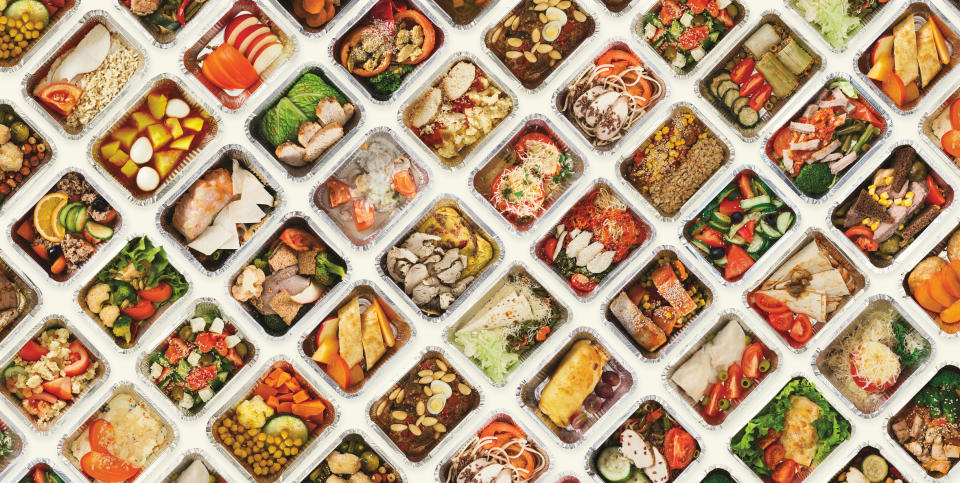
[917,22,942,88]
[239,169,273,206]
[188,209,233,255]
[213,207,240,251]
[337,296,363,368]
[361,304,386,369]
[893,16,920,86]
[228,198,265,224]
[232,159,245,195]
[456,285,532,333]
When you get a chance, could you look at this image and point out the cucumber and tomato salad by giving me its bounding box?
[687,172,794,281]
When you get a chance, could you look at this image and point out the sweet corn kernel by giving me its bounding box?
[904,200,913,207]
[906,191,914,199]
[870,222,879,231]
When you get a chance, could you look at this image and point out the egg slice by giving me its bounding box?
[426,394,447,415]
[130,137,153,164]
[542,21,563,42]
[430,380,452,398]
[137,166,160,192]
[545,7,567,24]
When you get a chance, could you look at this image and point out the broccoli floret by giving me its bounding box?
[106,279,137,305]
[112,315,133,344]
[369,65,414,98]
[794,163,835,196]
[261,314,288,335]
[315,252,346,287]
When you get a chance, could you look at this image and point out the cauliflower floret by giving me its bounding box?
[0,142,22,173]
[235,395,274,429]
[231,265,265,302]
[99,305,120,328]
[0,124,10,144]
[86,284,111,313]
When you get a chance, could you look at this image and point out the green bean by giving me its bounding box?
[849,125,876,154]
[835,122,862,136]
[841,133,855,153]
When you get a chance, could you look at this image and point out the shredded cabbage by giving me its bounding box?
[454,328,520,384]
[794,0,864,49]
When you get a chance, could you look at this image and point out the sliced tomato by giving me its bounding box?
[678,26,710,51]
[32,467,44,483]
[942,130,960,158]
[771,459,797,483]
[741,342,764,378]
[89,419,115,455]
[195,332,228,355]
[595,49,640,69]
[726,363,743,399]
[715,8,734,27]
[693,227,724,247]
[186,365,217,391]
[687,0,708,13]
[225,347,244,368]
[24,393,57,420]
[663,427,697,470]
[767,310,794,332]
[718,199,744,215]
[749,84,772,112]
[854,235,879,252]
[739,73,765,96]
[789,314,813,343]
[326,179,353,207]
[771,127,795,158]
[951,98,960,130]
[138,282,172,303]
[658,0,683,25]
[849,96,885,129]
[64,340,90,376]
[19,340,49,361]
[80,451,140,482]
[723,245,754,281]
[764,443,786,468]
[737,219,756,243]
[352,198,375,232]
[393,170,417,197]
[544,238,557,260]
[844,225,874,239]
[279,227,320,251]
[42,376,72,400]
[926,175,946,206]
[164,337,190,365]
[737,174,754,199]
[704,381,723,417]
[730,58,755,85]
[570,273,597,293]
[754,293,789,313]
[121,298,155,320]
[38,82,82,116]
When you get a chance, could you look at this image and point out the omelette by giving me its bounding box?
[781,395,821,467]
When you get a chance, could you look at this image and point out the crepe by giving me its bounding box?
[807,269,850,298]
[361,304,386,369]
[917,22,942,88]
[704,321,746,372]
[609,292,667,351]
[672,348,712,401]
[457,285,532,333]
[893,16,920,87]
[337,296,363,368]
[755,289,828,322]
[538,340,607,427]
[766,241,833,285]
[782,395,821,467]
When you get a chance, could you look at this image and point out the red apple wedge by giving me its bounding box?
[224,13,258,45]
[872,34,893,63]
[242,31,279,58]
[250,41,283,74]
[233,24,271,53]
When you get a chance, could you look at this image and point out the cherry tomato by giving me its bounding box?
[326,179,353,207]
[544,238,558,260]
[771,459,797,483]
[941,130,960,158]
[279,227,320,252]
[38,82,82,116]
[950,98,960,130]
[926,174,946,206]
[749,84,773,112]
[32,467,45,483]
[663,427,697,470]
[164,337,190,365]
[764,443,786,468]
[767,310,794,332]
[854,235,880,253]
[757,428,782,450]
[352,198,375,232]
[121,298,156,320]
[138,282,172,303]
[739,73,765,97]
[741,342,764,378]
[789,314,813,343]
[80,451,140,482]
[63,340,89,377]
[844,225,874,239]
[725,363,743,399]
[730,57,755,84]
[42,376,71,400]
[569,273,597,293]
[704,381,723,417]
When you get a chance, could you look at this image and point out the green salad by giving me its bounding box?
[731,377,850,479]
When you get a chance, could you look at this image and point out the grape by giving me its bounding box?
[601,371,620,386]
[570,411,588,430]
[594,382,614,399]
[583,394,604,413]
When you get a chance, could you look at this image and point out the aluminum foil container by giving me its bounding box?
[919,83,960,171]
[0,254,41,345]
[0,0,79,72]
[898,216,960,339]
[287,428,409,483]
[160,447,229,482]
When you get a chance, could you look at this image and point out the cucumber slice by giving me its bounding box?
[691,239,711,255]
[747,202,776,213]
[724,233,747,246]
[708,219,731,231]
[84,221,114,240]
[263,414,309,442]
[713,256,728,266]
[596,447,632,482]
[746,235,766,254]
[624,470,652,483]
[63,205,80,233]
[58,202,81,228]
[72,207,89,234]
[739,195,771,210]
[771,198,785,208]
[776,211,795,234]
[711,211,732,224]
[738,107,759,127]
[861,454,888,482]
[4,0,49,27]
[759,219,781,239]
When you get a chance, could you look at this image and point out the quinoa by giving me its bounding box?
[628,112,726,216]
[64,36,141,131]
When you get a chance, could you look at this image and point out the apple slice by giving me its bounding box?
[881,73,907,107]
[224,13,259,46]
[243,32,280,59]
[250,41,283,75]
[311,336,339,364]
[867,54,894,82]
[291,281,323,304]
[233,24,270,54]
[872,34,894,63]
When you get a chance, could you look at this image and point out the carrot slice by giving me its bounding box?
[942,264,960,298]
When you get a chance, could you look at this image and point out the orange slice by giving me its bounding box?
[33,193,67,242]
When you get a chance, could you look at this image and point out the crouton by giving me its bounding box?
[268,245,298,272]
[298,248,319,276]
[268,290,301,326]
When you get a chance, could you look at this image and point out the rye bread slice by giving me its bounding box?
[900,204,940,240]
[843,189,893,228]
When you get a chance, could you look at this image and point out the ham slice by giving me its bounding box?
[830,152,858,173]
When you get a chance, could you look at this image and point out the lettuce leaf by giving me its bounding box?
[794,0,863,49]
[454,328,520,384]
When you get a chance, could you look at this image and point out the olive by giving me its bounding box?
[178,324,193,341]
[740,378,753,389]
[171,386,185,401]
[726,4,739,17]
[9,121,28,144]
[235,341,249,358]
[717,370,729,381]
[47,245,63,260]
[709,246,725,260]
[730,211,744,224]
[764,213,777,226]
[718,398,730,410]
[664,46,677,60]
[91,195,109,212]
[692,14,706,26]
[758,359,771,373]
[359,450,380,473]
[199,353,215,366]
[879,236,901,256]
[908,161,928,182]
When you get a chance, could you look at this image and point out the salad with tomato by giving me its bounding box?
[686,171,795,282]
[640,0,741,72]
[539,184,647,296]
[145,303,253,415]
[594,400,699,482]
[19,463,65,483]
[2,324,100,430]
[731,377,850,482]
[84,236,188,347]
[442,418,548,482]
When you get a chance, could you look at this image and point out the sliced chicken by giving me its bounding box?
[585,91,620,127]
[171,167,234,241]
[303,124,344,162]
[565,230,592,259]
[572,86,605,120]
[298,122,321,146]
[405,87,442,128]
[442,61,477,100]
[596,95,628,141]
[275,142,306,167]
[576,241,604,266]
[316,98,347,127]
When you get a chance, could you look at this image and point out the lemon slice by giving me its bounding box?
[34,192,68,242]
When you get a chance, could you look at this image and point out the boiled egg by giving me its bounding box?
[545,7,567,24]
[137,166,160,192]
[542,21,563,42]
[426,394,446,415]
[165,98,189,118]
[430,380,452,398]
[130,137,153,164]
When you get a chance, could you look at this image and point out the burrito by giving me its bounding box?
[765,241,834,285]
[610,292,667,351]
[539,339,607,427]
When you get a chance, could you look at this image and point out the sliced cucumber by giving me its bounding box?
[746,235,766,254]
[724,233,747,246]
[723,89,739,108]
[58,202,81,228]
[732,96,750,115]
[713,256,728,266]
[63,205,80,232]
[691,239,711,255]
[718,185,738,201]
[263,414,309,442]
[716,80,739,100]
[708,218,730,231]
[739,195,771,210]
[71,207,89,234]
[711,211,732,224]
[776,211,795,234]
[771,198,785,208]
[759,219,781,239]
[861,454,888,482]
[84,220,114,240]
[624,470,652,483]
[596,447,632,482]
[738,107,759,127]
[747,202,776,213]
